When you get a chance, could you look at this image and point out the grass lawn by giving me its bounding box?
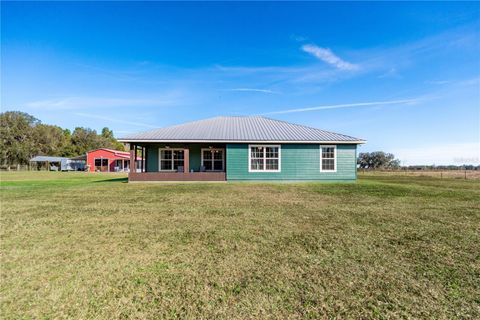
[1,172,479,319]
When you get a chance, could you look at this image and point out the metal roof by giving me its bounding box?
[30,156,69,162]
[71,155,87,160]
[119,116,365,144]
[88,148,131,155]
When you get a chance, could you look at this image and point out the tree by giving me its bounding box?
[101,127,125,151]
[71,127,104,155]
[60,129,77,157]
[70,127,124,154]
[0,110,128,165]
[111,140,126,152]
[33,124,69,157]
[101,127,114,140]
[357,151,400,169]
[0,111,40,165]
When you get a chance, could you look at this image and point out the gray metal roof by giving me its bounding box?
[30,156,69,162]
[119,116,365,144]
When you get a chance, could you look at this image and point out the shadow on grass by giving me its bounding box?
[94,177,128,183]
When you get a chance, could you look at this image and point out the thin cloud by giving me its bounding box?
[215,64,300,74]
[74,63,140,81]
[214,64,345,86]
[302,44,359,71]
[25,96,177,110]
[226,88,280,94]
[262,98,422,115]
[425,80,451,85]
[74,112,158,128]
[378,68,402,79]
[290,34,308,42]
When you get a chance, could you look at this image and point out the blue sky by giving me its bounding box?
[1,2,479,165]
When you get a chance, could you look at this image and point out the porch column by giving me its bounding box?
[184,148,189,173]
[144,147,148,172]
[130,144,135,173]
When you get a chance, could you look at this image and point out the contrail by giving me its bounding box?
[262,98,421,115]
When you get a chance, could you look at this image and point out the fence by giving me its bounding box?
[358,168,480,180]
[0,164,32,171]
[0,164,65,171]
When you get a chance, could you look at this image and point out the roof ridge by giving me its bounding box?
[89,148,130,154]
[119,116,247,138]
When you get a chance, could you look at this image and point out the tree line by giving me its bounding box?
[357,151,400,169]
[0,111,125,166]
[357,151,479,170]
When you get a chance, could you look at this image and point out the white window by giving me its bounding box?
[248,145,281,172]
[320,145,336,172]
[201,148,224,171]
[159,148,184,171]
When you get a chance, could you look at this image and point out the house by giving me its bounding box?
[85,148,142,172]
[118,116,366,182]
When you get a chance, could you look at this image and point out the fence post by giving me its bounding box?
[465,170,467,180]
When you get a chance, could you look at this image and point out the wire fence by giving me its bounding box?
[0,164,61,171]
[2,165,480,179]
[358,168,480,180]
[0,164,32,171]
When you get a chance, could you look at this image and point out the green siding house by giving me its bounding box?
[119,116,365,182]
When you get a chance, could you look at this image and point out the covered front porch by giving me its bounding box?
[128,143,226,182]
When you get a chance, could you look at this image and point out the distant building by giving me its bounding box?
[85,148,142,172]
[30,156,85,171]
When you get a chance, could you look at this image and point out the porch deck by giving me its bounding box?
[128,171,226,182]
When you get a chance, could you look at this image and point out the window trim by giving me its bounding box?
[248,144,281,173]
[158,148,185,172]
[320,145,337,173]
[201,148,225,172]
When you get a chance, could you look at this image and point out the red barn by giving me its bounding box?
[86,148,142,172]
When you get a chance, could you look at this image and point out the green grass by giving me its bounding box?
[1,172,479,319]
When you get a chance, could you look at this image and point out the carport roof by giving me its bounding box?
[30,156,69,162]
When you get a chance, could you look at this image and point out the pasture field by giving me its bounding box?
[360,169,480,180]
[1,171,479,319]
